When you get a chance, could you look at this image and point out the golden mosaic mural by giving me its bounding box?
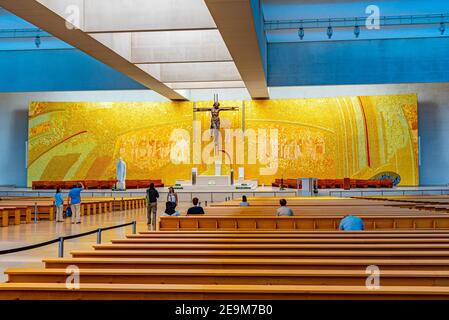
[27,94,418,186]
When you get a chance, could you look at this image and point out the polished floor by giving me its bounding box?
[0,203,191,282]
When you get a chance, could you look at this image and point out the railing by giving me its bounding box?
[0,221,136,258]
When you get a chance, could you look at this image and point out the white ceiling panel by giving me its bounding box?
[17,0,256,94]
[85,0,216,32]
[38,0,85,29]
[38,0,216,32]
[131,30,232,63]
[90,32,132,60]
[166,81,246,89]
[138,61,241,82]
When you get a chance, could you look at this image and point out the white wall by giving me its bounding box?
[0,83,447,186]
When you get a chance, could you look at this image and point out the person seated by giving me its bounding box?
[339,215,365,231]
[239,195,250,206]
[161,201,180,217]
[276,199,294,216]
[187,197,205,215]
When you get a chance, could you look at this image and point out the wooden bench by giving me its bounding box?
[0,206,32,226]
[6,268,449,287]
[0,197,145,223]
[5,226,449,299]
[32,180,164,190]
[134,230,449,238]
[67,248,449,260]
[195,206,439,216]
[272,178,393,189]
[211,197,392,207]
[41,256,449,271]
[112,237,449,244]
[92,242,449,251]
[159,216,449,231]
[2,282,449,299]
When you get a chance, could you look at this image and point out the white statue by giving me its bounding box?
[116,157,127,190]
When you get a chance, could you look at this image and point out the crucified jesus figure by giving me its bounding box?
[194,95,239,155]
[194,102,239,132]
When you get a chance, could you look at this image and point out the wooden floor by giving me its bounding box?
[0,204,171,282]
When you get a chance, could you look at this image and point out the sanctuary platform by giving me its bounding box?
[1,186,449,203]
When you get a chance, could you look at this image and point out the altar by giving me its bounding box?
[196,175,230,186]
[175,174,258,191]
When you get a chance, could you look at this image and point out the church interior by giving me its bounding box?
[1,0,449,302]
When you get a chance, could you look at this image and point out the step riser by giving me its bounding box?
[69,253,449,259]
[0,291,447,300]
[7,274,449,286]
[44,262,449,271]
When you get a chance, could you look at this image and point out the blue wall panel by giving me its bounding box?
[0,49,145,92]
[268,38,449,87]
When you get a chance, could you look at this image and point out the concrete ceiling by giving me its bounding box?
[0,0,271,100]
[205,0,270,99]
[0,1,187,100]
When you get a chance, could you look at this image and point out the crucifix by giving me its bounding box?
[194,94,239,155]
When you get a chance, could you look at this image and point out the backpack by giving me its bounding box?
[65,206,72,218]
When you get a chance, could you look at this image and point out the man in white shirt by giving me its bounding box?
[276,199,294,216]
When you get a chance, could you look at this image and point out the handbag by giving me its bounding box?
[65,206,72,218]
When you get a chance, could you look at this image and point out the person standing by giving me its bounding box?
[68,182,84,224]
[146,183,160,229]
[54,187,64,222]
[167,187,178,208]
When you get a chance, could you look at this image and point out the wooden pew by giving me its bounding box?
[0,201,54,220]
[68,248,449,260]
[194,206,438,216]
[92,242,449,251]
[2,282,449,299]
[112,237,449,244]
[271,178,392,189]
[4,227,449,299]
[6,268,449,287]
[0,197,145,222]
[0,205,32,225]
[32,179,164,190]
[134,230,449,237]
[41,256,449,271]
[159,215,449,231]
[0,207,11,227]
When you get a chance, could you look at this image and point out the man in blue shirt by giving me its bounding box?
[68,182,84,224]
[339,215,364,231]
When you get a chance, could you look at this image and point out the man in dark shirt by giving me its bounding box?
[187,197,205,215]
[146,183,159,229]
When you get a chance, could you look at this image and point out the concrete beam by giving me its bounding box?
[204,0,269,99]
